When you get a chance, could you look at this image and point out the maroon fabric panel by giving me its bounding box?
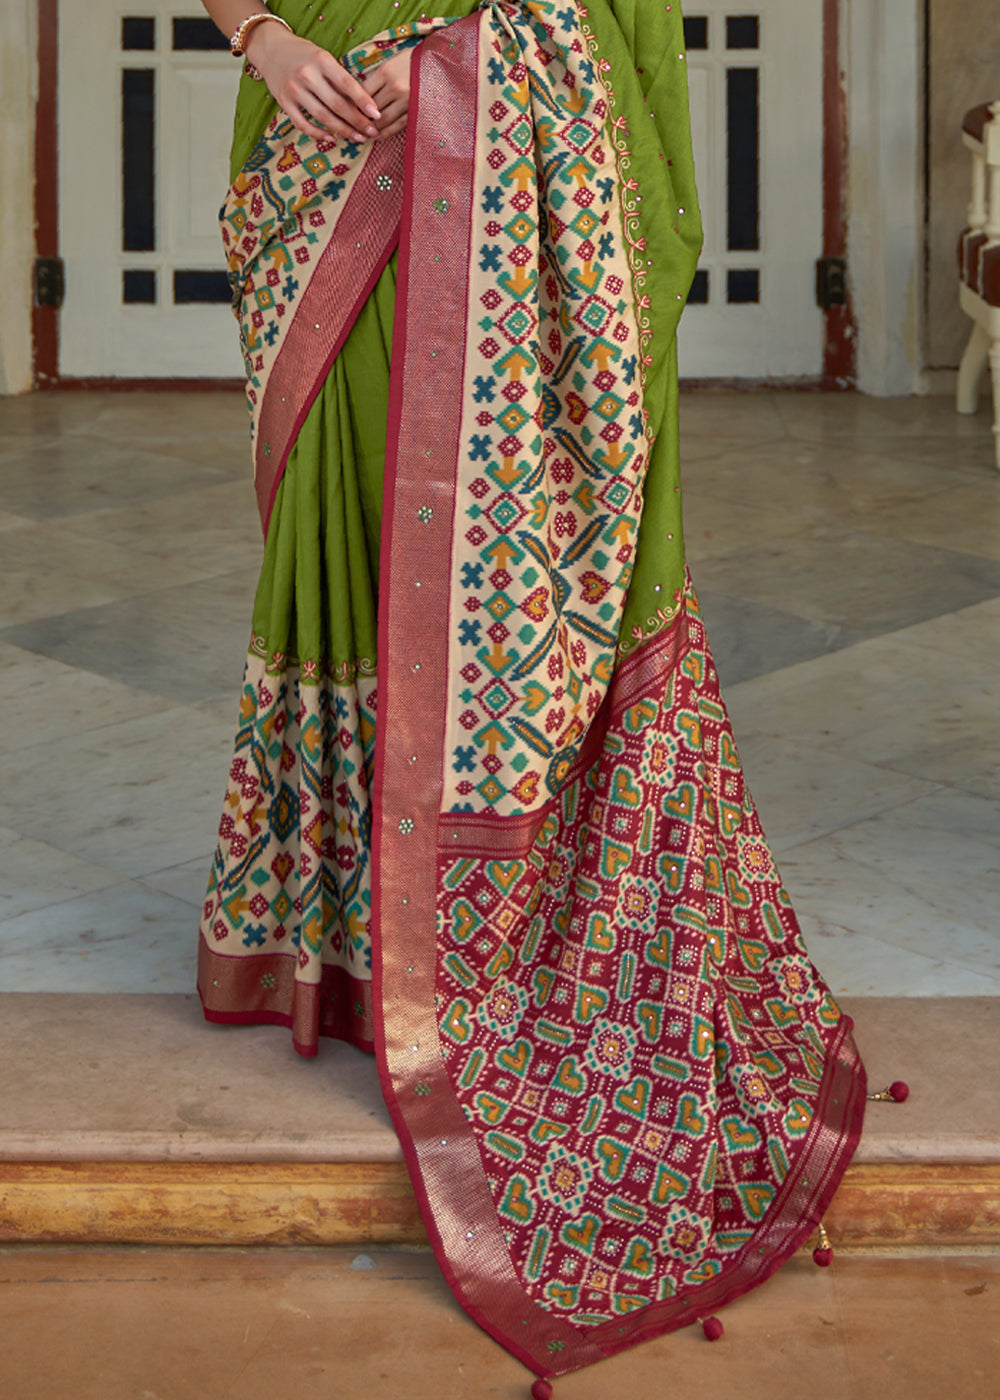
[963,102,994,142]
[981,244,1000,306]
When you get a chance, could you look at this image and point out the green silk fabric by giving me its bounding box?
[232,0,700,672]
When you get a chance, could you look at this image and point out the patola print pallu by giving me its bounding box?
[198,0,866,1383]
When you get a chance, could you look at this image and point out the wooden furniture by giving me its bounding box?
[956,99,1000,467]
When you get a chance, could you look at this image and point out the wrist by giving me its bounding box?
[242,18,293,66]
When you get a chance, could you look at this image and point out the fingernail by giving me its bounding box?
[352,131,367,141]
[366,104,380,119]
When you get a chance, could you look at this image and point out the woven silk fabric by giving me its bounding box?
[199,0,866,1380]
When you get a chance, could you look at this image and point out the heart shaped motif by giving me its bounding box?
[766,997,800,1027]
[546,1282,580,1309]
[637,1001,662,1042]
[623,1237,654,1277]
[738,1182,775,1222]
[487,860,524,894]
[681,652,704,685]
[614,1077,649,1118]
[443,999,472,1043]
[676,1093,706,1135]
[664,782,696,820]
[720,732,740,770]
[651,1163,689,1205]
[451,900,478,944]
[501,1175,535,1223]
[530,1118,568,1145]
[561,1213,600,1255]
[486,941,514,978]
[575,985,608,1024]
[497,1038,532,1077]
[685,1259,721,1285]
[675,712,701,750]
[785,1099,813,1136]
[719,800,742,837]
[601,839,632,880]
[580,571,610,603]
[644,926,672,967]
[624,698,658,734]
[586,914,615,952]
[555,1056,586,1095]
[474,1092,508,1126]
[726,869,751,908]
[613,1294,650,1314]
[532,967,554,1006]
[596,1136,628,1182]
[690,1015,713,1060]
[738,937,768,972]
[612,768,642,808]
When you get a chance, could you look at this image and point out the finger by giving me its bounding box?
[289,81,377,139]
[376,114,408,140]
[284,102,368,144]
[303,76,380,137]
[314,51,382,121]
[374,96,407,126]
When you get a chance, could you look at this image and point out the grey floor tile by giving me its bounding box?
[0,437,232,521]
[0,569,258,703]
[693,528,1000,640]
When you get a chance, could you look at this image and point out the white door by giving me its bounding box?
[678,3,824,378]
[58,5,243,377]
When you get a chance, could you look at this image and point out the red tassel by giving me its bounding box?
[890,1080,910,1103]
[813,1221,833,1266]
[702,1316,724,1341]
[531,1381,553,1400]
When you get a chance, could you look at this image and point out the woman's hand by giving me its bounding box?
[243,22,381,142]
[363,49,416,140]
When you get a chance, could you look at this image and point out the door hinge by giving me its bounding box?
[816,256,847,309]
[34,257,65,309]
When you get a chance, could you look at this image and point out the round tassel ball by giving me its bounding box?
[813,1245,833,1267]
[531,1381,554,1400]
[890,1081,910,1103]
[702,1316,724,1341]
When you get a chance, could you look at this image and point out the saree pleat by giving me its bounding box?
[198,0,866,1380]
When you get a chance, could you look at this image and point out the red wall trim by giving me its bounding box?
[33,0,59,387]
[821,0,857,388]
[50,377,244,393]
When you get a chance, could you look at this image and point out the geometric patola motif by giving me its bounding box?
[438,581,842,1323]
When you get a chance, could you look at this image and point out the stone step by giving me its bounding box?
[1,994,997,1249]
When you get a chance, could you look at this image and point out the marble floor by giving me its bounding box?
[2,1245,998,1400]
[0,389,997,997]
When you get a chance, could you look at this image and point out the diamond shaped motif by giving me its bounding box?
[498,301,538,346]
[570,208,600,240]
[559,119,599,154]
[485,493,528,532]
[497,401,531,434]
[504,213,536,244]
[574,294,615,335]
[477,677,517,717]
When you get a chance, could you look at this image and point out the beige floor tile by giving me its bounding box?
[0,642,175,756]
[0,519,214,629]
[0,1248,996,1400]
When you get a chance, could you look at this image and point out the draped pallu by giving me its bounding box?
[199,0,865,1380]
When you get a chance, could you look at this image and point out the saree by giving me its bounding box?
[198,0,866,1383]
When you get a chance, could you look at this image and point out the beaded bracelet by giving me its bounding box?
[229,12,293,80]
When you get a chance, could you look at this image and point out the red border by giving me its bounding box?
[253,136,406,534]
[821,0,857,389]
[33,0,59,386]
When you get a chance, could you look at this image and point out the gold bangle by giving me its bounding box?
[229,12,293,77]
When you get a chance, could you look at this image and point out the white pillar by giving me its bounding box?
[0,0,37,395]
[845,0,925,396]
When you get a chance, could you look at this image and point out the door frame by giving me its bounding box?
[31,0,922,393]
